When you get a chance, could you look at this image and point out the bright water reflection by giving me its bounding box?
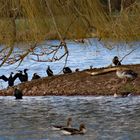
[0,96,140,140]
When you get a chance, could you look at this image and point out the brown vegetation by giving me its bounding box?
[0,0,139,68]
[0,0,139,44]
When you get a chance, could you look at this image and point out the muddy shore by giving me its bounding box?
[0,64,140,96]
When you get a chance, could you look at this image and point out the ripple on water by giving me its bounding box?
[0,96,140,139]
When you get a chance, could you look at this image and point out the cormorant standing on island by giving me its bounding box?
[75,68,79,72]
[32,73,41,80]
[112,56,121,66]
[0,72,18,87]
[63,67,72,74]
[16,69,29,82]
[46,66,53,76]
[14,88,23,99]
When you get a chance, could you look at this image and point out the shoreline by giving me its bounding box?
[0,64,140,96]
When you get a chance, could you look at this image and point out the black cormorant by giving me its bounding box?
[63,67,72,74]
[32,73,41,80]
[15,69,29,82]
[0,72,18,87]
[46,66,53,76]
[14,88,23,99]
[112,56,121,66]
[75,68,79,72]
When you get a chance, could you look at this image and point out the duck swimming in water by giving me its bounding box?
[46,66,53,76]
[14,88,23,99]
[0,72,18,87]
[61,123,86,135]
[63,67,72,74]
[52,117,72,130]
[112,56,121,66]
[32,73,41,80]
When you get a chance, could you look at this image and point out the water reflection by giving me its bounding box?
[0,96,140,139]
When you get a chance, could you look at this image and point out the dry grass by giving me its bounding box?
[0,0,139,66]
[0,0,139,44]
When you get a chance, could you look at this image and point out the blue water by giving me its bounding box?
[0,96,140,140]
[0,39,140,89]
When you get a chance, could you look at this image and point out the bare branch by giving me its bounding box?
[120,48,138,62]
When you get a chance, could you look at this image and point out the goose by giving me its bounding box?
[32,73,41,80]
[116,69,138,82]
[52,117,72,130]
[114,91,132,98]
[63,67,72,74]
[61,123,86,135]
[14,88,23,99]
[89,67,138,81]
[112,56,121,66]
[46,66,53,76]
[0,72,18,87]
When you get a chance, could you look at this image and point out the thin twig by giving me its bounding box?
[120,48,137,62]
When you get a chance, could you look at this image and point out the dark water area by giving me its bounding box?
[0,96,140,140]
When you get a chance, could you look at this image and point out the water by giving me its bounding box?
[0,96,140,140]
[0,40,140,139]
[0,39,140,89]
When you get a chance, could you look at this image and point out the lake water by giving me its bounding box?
[0,39,140,89]
[0,96,140,140]
[0,39,140,140]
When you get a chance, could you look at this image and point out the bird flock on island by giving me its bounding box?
[0,66,73,88]
[90,56,138,98]
[0,56,138,98]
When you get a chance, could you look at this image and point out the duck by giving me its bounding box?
[32,73,41,80]
[52,117,72,130]
[114,92,132,98]
[14,88,23,99]
[15,69,29,82]
[0,72,18,87]
[46,66,53,76]
[112,56,121,66]
[61,123,86,135]
[63,67,72,74]
[116,68,138,83]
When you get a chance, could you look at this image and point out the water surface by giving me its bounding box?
[0,96,140,140]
